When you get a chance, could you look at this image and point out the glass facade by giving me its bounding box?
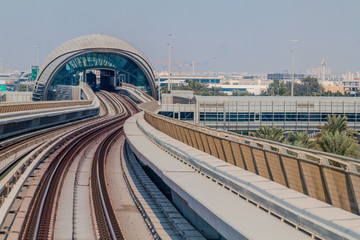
[199,112,359,122]
[158,111,194,121]
[195,97,360,130]
[267,73,305,80]
[50,52,150,93]
[185,78,220,84]
[158,96,360,131]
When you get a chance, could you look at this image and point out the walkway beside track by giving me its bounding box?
[125,112,314,240]
[144,110,360,215]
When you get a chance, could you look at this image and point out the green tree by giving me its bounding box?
[232,90,254,96]
[209,86,226,96]
[187,80,208,94]
[263,77,324,96]
[316,130,359,158]
[17,83,33,92]
[286,131,315,148]
[294,77,324,96]
[317,114,357,137]
[321,90,345,97]
[261,79,290,96]
[160,85,168,93]
[172,80,211,95]
[315,114,360,158]
[252,126,285,142]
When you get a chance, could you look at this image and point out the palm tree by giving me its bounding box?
[317,114,357,137]
[188,80,205,93]
[210,86,225,96]
[262,79,290,96]
[286,131,315,148]
[252,126,285,143]
[317,130,359,158]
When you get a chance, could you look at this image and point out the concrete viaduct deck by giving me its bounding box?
[125,107,360,239]
[2,86,360,239]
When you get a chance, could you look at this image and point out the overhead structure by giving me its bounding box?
[322,58,326,82]
[32,34,157,100]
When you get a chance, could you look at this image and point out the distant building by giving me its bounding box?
[208,84,267,95]
[267,73,305,81]
[343,70,355,81]
[159,95,360,131]
[157,76,223,87]
[323,85,344,93]
[343,78,360,94]
[306,67,332,75]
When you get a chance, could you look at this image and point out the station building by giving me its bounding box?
[159,92,360,132]
[267,73,305,81]
[32,34,157,101]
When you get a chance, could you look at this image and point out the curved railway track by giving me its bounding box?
[18,92,137,239]
[91,93,139,239]
[91,123,126,239]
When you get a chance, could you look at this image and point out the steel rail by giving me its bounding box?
[92,126,126,239]
[26,117,126,239]
[20,92,127,239]
[90,93,138,239]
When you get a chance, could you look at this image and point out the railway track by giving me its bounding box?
[18,92,137,239]
[91,124,126,239]
[0,91,113,210]
[90,93,139,239]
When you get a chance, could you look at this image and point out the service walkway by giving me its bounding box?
[125,111,360,240]
[125,112,315,239]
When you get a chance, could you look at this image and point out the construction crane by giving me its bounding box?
[153,61,195,75]
[178,61,195,75]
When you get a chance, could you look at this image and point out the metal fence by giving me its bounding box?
[144,111,360,215]
[0,100,92,114]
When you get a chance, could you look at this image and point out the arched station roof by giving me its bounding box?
[32,34,156,100]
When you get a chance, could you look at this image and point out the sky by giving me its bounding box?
[0,0,359,74]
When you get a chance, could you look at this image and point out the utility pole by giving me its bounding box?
[321,58,326,83]
[158,75,161,104]
[192,61,195,76]
[289,40,298,96]
[168,34,172,92]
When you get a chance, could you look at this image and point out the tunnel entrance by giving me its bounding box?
[43,52,154,100]
[32,34,157,101]
[85,69,126,90]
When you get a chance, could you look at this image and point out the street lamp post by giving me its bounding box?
[289,40,298,96]
[168,33,172,92]
[158,75,161,104]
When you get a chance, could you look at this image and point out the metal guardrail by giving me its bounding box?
[144,111,360,215]
[0,100,92,114]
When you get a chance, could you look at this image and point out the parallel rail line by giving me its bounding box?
[19,92,132,239]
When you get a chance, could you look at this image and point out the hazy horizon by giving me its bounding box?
[0,0,359,74]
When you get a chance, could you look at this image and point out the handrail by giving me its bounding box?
[0,100,92,114]
[144,111,360,215]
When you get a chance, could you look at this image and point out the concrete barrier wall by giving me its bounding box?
[0,100,92,114]
[0,106,99,140]
[3,92,32,102]
[144,112,360,215]
[0,83,99,140]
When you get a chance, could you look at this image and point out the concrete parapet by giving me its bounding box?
[125,112,360,240]
[144,111,360,216]
[0,84,99,140]
[125,113,311,239]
